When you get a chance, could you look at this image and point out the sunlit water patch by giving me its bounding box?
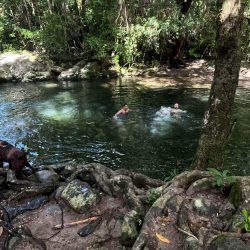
[0,80,249,179]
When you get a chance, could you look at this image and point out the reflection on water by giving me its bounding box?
[0,80,249,179]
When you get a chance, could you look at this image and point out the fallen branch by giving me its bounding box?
[53,216,99,230]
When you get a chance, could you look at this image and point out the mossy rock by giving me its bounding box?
[121,210,141,246]
[229,213,244,232]
[61,180,100,213]
[186,177,214,196]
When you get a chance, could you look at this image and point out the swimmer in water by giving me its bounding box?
[170,103,181,115]
[170,103,185,119]
[114,104,130,118]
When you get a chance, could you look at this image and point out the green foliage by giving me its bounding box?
[188,48,200,59]
[146,187,162,205]
[0,0,248,64]
[239,208,250,232]
[83,0,117,60]
[115,24,144,66]
[0,15,19,51]
[39,13,69,57]
[207,168,235,188]
[164,168,179,182]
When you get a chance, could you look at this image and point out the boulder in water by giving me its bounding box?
[0,52,55,82]
[58,66,80,81]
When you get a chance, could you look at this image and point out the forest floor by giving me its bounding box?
[122,59,250,89]
[10,195,128,250]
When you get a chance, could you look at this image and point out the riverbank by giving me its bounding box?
[122,60,250,89]
[1,163,250,249]
[1,52,250,90]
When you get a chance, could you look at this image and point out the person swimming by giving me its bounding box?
[170,103,186,118]
[114,104,130,118]
[170,103,181,114]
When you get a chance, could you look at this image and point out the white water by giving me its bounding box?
[150,106,186,135]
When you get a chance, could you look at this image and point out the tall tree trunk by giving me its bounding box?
[169,0,193,68]
[47,0,53,14]
[192,0,246,170]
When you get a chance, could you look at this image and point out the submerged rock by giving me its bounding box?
[61,180,100,213]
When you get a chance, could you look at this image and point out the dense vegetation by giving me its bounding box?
[0,0,249,66]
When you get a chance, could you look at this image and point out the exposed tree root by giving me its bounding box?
[67,163,164,215]
[1,164,250,249]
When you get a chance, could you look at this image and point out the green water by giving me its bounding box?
[0,79,249,179]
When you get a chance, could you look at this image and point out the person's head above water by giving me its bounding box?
[123,104,129,111]
[114,103,130,117]
[174,103,179,109]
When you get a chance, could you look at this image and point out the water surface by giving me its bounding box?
[0,79,249,179]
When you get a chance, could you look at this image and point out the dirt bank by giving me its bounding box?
[122,60,250,89]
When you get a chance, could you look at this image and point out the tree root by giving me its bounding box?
[67,163,164,215]
[3,164,249,250]
[175,225,199,241]
[132,170,215,249]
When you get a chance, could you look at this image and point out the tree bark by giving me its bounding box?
[169,0,193,68]
[192,0,246,170]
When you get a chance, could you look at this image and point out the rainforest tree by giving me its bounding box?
[0,0,249,65]
[192,0,246,170]
[0,0,218,63]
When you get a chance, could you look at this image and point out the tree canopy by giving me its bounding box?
[0,0,249,64]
